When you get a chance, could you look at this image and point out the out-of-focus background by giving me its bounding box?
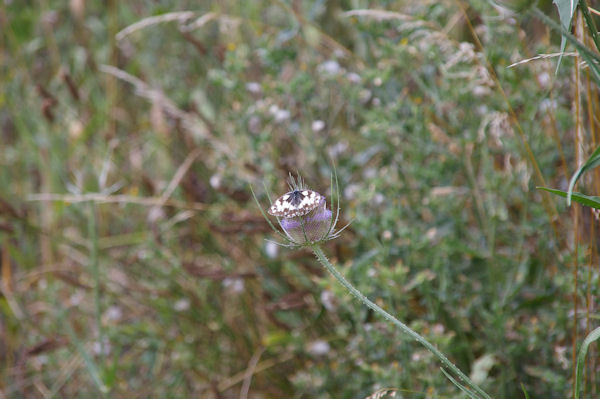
[1,0,598,398]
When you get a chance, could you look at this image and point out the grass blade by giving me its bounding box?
[440,368,481,399]
[249,184,290,242]
[521,383,531,399]
[565,144,600,205]
[575,326,600,399]
[579,0,600,52]
[538,187,600,209]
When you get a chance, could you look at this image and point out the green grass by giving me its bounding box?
[1,0,598,398]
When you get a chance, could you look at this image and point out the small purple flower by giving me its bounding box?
[279,199,332,243]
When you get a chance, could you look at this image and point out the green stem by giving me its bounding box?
[310,245,492,399]
[88,202,105,365]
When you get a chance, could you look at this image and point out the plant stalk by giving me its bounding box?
[88,201,105,364]
[310,245,492,399]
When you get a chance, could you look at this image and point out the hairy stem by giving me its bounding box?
[310,245,492,399]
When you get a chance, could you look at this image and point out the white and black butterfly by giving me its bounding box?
[268,189,324,218]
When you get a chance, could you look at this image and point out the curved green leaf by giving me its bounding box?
[567,144,600,205]
[537,187,600,209]
[575,326,600,399]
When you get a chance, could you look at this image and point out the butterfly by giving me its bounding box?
[268,189,325,218]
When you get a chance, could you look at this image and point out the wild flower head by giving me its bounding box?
[252,173,349,248]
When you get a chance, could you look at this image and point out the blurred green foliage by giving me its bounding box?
[0,0,595,398]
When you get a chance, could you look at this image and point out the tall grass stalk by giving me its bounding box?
[88,201,104,365]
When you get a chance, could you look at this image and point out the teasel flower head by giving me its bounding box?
[252,172,350,249]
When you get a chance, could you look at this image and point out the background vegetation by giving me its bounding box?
[1,0,598,398]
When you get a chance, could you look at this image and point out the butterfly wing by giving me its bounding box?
[268,190,324,218]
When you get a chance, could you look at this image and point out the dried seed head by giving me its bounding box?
[280,199,332,244]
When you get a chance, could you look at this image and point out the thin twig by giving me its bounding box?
[342,9,414,21]
[216,353,294,392]
[239,347,265,399]
[99,65,229,154]
[116,11,195,41]
[26,193,206,211]
[179,12,219,32]
[159,148,203,206]
[507,52,577,68]
[99,65,193,122]
[342,9,437,29]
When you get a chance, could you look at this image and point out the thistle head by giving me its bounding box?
[252,173,349,249]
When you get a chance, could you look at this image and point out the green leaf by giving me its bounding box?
[538,187,600,209]
[521,383,531,399]
[575,326,600,399]
[579,1,600,52]
[567,144,600,205]
[552,0,580,72]
[62,319,109,394]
